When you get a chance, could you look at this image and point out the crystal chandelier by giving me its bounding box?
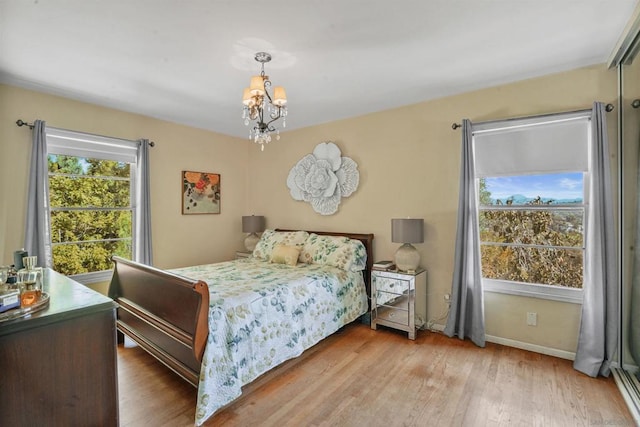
[242,52,288,151]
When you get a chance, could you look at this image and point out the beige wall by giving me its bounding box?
[247,63,618,353]
[0,84,249,273]
[0,62,619,354]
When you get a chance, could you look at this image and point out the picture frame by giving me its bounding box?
[182,171,221,214]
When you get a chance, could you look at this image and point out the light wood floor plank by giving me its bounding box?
[117,323,633,426]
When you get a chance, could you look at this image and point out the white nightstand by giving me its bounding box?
[235,251,252,259]
[371,268,427,340]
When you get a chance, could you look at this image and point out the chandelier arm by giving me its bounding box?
[252,121,278,133]
[265,109,283,126]
[262,79,273,103]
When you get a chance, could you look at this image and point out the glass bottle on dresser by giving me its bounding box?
[17,256,43,307]
[0,266,20,313]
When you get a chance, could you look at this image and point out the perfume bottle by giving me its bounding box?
[0,265,20,313]
[17,256,42,307]
[0,266,8,293]
[6,265,17,285]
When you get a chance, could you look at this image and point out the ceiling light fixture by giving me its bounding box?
[242,52,288,151]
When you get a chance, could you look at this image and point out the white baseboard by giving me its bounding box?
[426,323,575,360]
[485,334,576,360]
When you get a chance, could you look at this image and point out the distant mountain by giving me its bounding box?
[491,194,583,205]
[508,194,528,204]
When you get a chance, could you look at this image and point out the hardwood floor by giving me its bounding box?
[118,324,633,426]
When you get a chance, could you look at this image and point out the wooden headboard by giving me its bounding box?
[275,229,375,307]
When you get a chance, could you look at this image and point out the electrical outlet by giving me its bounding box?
[527,312,537,326]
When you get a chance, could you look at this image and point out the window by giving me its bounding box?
[46,128,138,283]
[473,112,591,303]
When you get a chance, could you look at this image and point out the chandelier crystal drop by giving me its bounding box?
[242,52,288,151]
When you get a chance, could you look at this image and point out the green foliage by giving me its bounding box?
[478,178,492,205]
[48,155,132,275]
[479,178,583,288]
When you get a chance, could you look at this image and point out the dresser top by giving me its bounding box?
[0,268,116,335]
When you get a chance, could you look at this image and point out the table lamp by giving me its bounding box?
[391,218,424,272]
[242,215,265,252]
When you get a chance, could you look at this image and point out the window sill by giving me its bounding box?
[68,270,113,285]
[483,279,583,304]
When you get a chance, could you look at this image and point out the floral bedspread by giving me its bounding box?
[169,258,368,426]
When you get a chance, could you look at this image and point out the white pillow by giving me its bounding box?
[299,233,367,271]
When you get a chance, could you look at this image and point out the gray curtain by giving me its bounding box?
[135,139,153,265]
[444,119,486,347]
[24,120,52,267]
[573,102,618,377]
[629,128,640,376]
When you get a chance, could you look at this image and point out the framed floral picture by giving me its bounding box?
[182,171,221,214]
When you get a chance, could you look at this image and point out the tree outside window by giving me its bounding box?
[48,155,133,276]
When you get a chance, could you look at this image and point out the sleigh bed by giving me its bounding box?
[108,229,373,425]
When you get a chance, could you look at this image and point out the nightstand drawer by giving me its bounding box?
[376,291,410,309]
[375,304,410,326]
[373,275,410,295]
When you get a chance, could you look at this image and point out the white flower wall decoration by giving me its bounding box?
[286,142,359,215]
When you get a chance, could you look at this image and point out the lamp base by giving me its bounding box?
[394,243,420,272]
[244,233,260,252]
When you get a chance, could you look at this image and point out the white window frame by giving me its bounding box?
[46,127,138,285]
[473,112,591,304]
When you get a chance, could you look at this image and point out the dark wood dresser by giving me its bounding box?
[0,269,118,426]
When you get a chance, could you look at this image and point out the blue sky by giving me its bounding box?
[484,173,584,201]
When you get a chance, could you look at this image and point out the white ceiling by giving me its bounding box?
[0,1,637,138]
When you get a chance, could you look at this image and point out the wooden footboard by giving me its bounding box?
[108,256,209,387]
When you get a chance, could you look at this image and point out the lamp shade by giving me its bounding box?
[391,218,424,244]
[242,215,265,233]
[273,86,287,106]
[249,76,265,95]
[242,87,252,105]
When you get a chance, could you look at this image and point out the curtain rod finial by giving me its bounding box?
[452,123,461,130]
[16,119,34,129]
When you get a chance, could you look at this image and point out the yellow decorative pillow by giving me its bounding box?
[252,229,309,261]
[270,244,301,266]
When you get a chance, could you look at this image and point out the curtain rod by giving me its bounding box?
[15,119,155,146]
[451,103,615,130]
